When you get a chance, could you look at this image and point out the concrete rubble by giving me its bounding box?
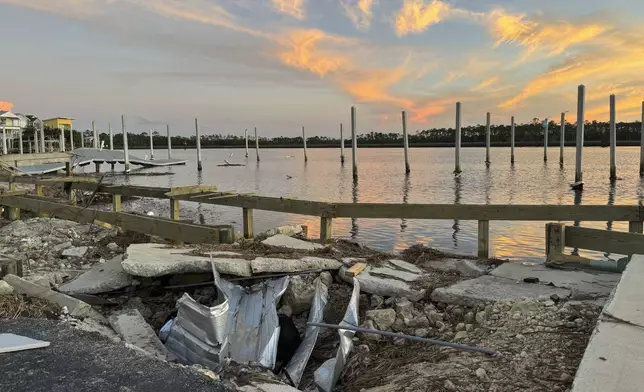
[261,234,324,250]
[109,309,169,360]
[59,255,134,294]
[258,225,304,239]
[0,280,14,295]
[421,257,490,277]
[62,246,90,258]
[251,256,342,274]
[338,259,426,301]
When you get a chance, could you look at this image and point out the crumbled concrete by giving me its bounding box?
[62,246,89,258]
[122,244,252,277]
[3,274,105,320]
[59,255,133,294]
[210,251,243,257]
[370,267,419,282]
[239,382,301,392]
[0,280,14,295]
[250,256,342,274]
[490,262,620,298]
[388,259,423,274]
[365,309,396,330]
[258,225,303,238]
[431,275,570,307]
[261,235,324,250]
[421,258,488,277]
[109,309,168,360]
[282,275,316,315]
[338,266,426,301]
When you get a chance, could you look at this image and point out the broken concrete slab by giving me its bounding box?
[338,266,426,301]
[261,235,324,250]
[62,246,89,258]
[431,275,570,307]
[388,259,423,274]
[59,255,133,295]
[109,309,168,360]
[490,262,620,299]
[122,244,251,277]
[210,251,243,257]
[259,225,304,238]
[0,280,14,295]
[239,382,301,392]
[370,267,419,282]
[3,274,105,321]
[421,258,488,277]
[251,256,342,274]
[603,254,644,327]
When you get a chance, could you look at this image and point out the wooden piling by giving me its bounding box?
[7,182,19,221]
[478,220,490,258]
[122,115,130,173]
[575,85,585,183]
[1,127,5,155]
[302,126,308,163]
[109,122,113,150]
[195,118,203,171]
[18,131,23,155]
[340,123,345,164]
[320,216,333,243]
[485,112,491,164]
[167,124,172,159]
[560,112,565,165]
[351,106,358,180]
[243,208,254,239]
[546,223,566,258]
[510,116,515,164]
[69,123,74,151]
[34,128,39,154]
[255,127,260,162]
[244,128,249,158]
[92,121,97,149]
[40,126,45,153]
[629,221,644,234]
[455,102,462,174]
[610,94,617,181]
[543,118,548,162]
[170,198,180,220]
[641,102,644,176]
[60,129,65,152]
[402,111,410,174]
[149,128,155,161]
[112,194,121,212]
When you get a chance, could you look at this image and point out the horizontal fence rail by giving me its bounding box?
[2,175,644,258]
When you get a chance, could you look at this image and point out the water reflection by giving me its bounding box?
[401,174,410,232]
[571,189,583,256]
[452,175,462,247]
[604,182,616,259]
[484,165,491,205]
[351,179,359,239]
[196,171,203,224]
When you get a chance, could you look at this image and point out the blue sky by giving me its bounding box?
[2,0,644,137]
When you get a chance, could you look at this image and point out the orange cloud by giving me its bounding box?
[394,0,450,36]
[271,0,306,20]
[276,29,352,76]
[490,10,607,60]
[471,76,499,91]
[0,101,14,111]
[341,0,375,30]
[339,66,414,108]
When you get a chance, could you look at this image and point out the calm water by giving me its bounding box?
[81,146,644,262]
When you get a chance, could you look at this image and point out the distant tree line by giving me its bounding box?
[33,118,644,149]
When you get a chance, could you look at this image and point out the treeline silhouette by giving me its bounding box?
[39,119,643,149]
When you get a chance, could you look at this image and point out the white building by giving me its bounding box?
[0,111,22,154]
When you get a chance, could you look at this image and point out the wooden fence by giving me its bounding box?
[2,175,644,258]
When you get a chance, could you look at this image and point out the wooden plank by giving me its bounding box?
[346,263,367,278]
[170,199,180,221]
[320,216,333,243]
[113,194,121,212]
[0,195,224,244]
[189,192,223,200]
[332,204,640,221]
[565,226,644,255]
[173,194,335,216]
[243,208,254,239]
[0,176,97,185]
[477,220,489,258]
[165,185,218,197]
[71,183,171,198]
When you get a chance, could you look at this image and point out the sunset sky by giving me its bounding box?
[2,0,644,137]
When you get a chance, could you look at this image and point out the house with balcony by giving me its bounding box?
[0,111,23,154]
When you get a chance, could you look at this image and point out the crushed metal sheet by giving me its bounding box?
[314,278,360,392]
[164,264,229,369]
[0,333,50,353]
[284,277,329,387]
[217,270,289,369]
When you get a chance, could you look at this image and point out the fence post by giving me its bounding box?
[629,221,643,234]
[546,223,566,258]
[35,184,47,217]
[477,220,489,258]
[243,208,254,239]
[112,194,122,212]
[320,216,333,243]
[7,182,19,221]
[170,198,180,220]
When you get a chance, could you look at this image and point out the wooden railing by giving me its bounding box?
[1,175,644,258]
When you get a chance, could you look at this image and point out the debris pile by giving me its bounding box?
[0,217,620,391]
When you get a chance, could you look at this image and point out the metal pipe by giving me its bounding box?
[307,322,497,356]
